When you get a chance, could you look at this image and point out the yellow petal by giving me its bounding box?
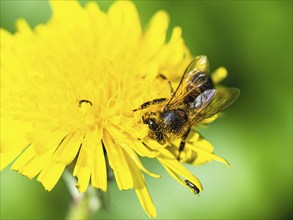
[122,145,160,179]
[77,130,107,192]
[156,26,184,68]
[119,121,148,141]
[160,162,185,187]
[0,118,32,170]
[75,166,91,193]
[13,146,56,179]
[10,128,73,179]
[124,152,156,217]
[73,147,90,192]
[108,1,141,44]
[1,119,31,153]
[91,140,107,191]
[37,163,66,191]
[103,130,133,190]
[52,131,84,164]
[189,143,230,166]
[198,114,218,124]
[15,19,32,33]
[158,149,203,192]
[135,187,157,218]
[160,162,195,194]
[107,124,158,158]
[141,10,169,61]
[11,146,33,173]
[27,128,68,155]
[143,137,167,151]
[85,2,107,43]
[128,137,160,158]
[212,67,228,84]
[50,0,83,22]
[0,151,23,171]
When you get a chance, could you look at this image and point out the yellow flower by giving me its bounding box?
[1,0,230,217]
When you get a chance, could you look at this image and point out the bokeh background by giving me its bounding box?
[1,0,292,219]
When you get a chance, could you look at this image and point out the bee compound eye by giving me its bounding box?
[148,119,158,131]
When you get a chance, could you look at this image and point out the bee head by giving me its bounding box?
[142,114,165,144]
[142,116,158,131]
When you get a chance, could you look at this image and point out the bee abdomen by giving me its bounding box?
[199,77,214,92]
[183,77,214,105]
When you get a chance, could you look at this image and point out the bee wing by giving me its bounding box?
[190,88,240,124]
[167,56,210,109]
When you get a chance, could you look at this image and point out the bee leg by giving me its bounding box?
[158,74,174,96]
[178,128,191,160]
[133,98,167,112]
[142,112,156,123]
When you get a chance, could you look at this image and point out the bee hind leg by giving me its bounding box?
[178,128,191,160]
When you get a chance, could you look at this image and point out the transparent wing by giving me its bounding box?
[190,88,240,125]
[166,56,210,109]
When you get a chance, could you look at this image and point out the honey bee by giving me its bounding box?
[133,56,240,160]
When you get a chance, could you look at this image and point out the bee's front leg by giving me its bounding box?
[133,98,167,112]
[178,127,191,160]
[142,112,156,122]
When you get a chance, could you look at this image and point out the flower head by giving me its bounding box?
[1,1,231,217]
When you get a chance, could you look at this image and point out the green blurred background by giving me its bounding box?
[1,0,292,219]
